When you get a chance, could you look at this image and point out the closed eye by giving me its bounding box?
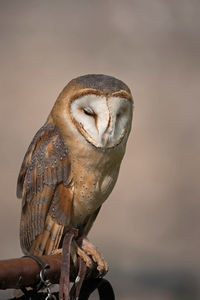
[116,112,121,119]
[117,107,127,119]
[83,107,96,117]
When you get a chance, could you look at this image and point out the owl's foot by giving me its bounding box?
[59,230,108,299]
[81,237,109,277]
[50,241,93,271]
[51,248,62,255]
[75,243,93,268]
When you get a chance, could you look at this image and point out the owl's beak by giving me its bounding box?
[101,133,110,147]
[99,113,115,147]
[101,126,114,147]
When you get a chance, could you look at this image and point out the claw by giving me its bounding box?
[81,237,109,277]
[59,231,108,299]
[71,239,93,269]
[51,248,62,255]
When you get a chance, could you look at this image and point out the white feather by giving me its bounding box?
[70,94,131,148]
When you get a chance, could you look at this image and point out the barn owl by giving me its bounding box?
[17,74,133,291]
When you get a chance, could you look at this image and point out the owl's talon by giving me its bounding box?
[97,271,103,278]
[73,241,93,268]
[96,261,108,277]
[81,237,109,277]
[51,248,62,255]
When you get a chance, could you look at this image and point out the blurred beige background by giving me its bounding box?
[0,1,200,299]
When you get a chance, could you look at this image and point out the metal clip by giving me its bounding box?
[45,287,57,300]
[40,266,56,299]
[39,266,51,287]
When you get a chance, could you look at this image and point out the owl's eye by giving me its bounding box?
[117,107,127,119]
[116,112,121,119]
[83,107,96,117]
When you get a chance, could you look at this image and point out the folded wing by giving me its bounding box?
[17,122,73,255]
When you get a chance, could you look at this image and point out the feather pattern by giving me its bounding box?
[17,122,73,254]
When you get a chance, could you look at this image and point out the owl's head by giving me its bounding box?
[51,74,133,149]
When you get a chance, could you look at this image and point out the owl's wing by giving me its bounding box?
[17,122,73,255]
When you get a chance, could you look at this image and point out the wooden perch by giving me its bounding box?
[0,255,115,300]
[0,254,63,290]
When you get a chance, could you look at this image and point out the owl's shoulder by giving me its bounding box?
[17,122,70,200]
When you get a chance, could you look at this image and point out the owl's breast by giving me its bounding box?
[70,151,121,226]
